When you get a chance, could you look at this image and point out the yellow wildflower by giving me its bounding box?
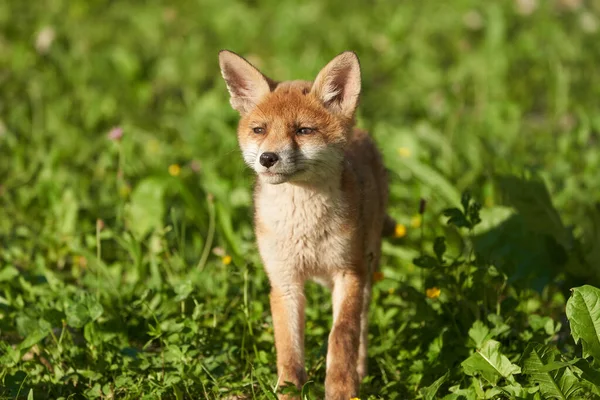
[372,271,384,282]
[388,287,396,295]
[426,287,441,299]
[222,255,232,265]
[168,164,181,176]
[394,223,407,238]
[410,214,422,229]
[397,147,411,158]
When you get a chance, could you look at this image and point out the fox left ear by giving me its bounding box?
[218,50,273,115]
[311,51,361,119]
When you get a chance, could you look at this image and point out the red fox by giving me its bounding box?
[219,50,394,399]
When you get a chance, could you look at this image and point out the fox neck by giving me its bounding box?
[254,168,347,237]
[255,169,347,223]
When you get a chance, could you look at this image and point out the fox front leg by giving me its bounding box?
[270,285,307,398]
[325,271,364,399]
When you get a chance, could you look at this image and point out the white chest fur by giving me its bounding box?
[254,181,352,287]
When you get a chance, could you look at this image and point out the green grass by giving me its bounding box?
[2,0,600,398]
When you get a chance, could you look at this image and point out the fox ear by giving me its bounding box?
[312,52,361,119]
[218,50,273,115]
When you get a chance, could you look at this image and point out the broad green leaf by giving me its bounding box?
[566,285,600,363]
[462,340,521,385]
[17,327,51,352]
[443,383,478,400]
[521,343,583,400]
[65,295,104,328]
[487,314,511,339]
[472,206,514,235]
[125,178,166,239]
[469,320,490,349]
[420,371,449,400]
[85,297,104,322]
[84,382,103,399]
[88,304,104,322]
[16,315,39,337]
[0,265,19,282]
[496,175,569,247]
[79,370,103,380]
[54,188,79,237]
[485,383,539,399]
[114,375,134,388]
[66,303,90,328]
[473,213,567,291]
[574,359,600,387]
[173,280,193,302]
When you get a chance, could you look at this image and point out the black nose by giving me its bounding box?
[259,152,279,168]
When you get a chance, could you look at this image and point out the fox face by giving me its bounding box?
[219,51,361,185]
[237,81,348,184]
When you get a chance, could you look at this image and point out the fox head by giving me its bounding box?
[218,50,361,185]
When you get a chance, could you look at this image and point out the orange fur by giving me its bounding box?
[219,50,391,399]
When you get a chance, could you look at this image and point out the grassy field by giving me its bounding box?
[2,0,600,399]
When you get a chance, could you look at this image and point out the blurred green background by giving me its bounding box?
[1,0,600,398]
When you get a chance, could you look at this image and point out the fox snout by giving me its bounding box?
[249,147,301,185]
[244,143,343,185]
[248,147,291,173]
[259,152,279,168]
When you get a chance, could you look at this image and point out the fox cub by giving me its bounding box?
[219,50,393,399]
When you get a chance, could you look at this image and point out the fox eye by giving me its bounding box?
[252,127,265,134]
[296,127,314,135]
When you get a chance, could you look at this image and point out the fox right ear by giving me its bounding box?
[218,50,272,115]
[312,51,361,120]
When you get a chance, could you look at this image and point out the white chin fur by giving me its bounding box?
[258,172,290,185]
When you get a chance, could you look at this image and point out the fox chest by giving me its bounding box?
[254,188,353,283]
